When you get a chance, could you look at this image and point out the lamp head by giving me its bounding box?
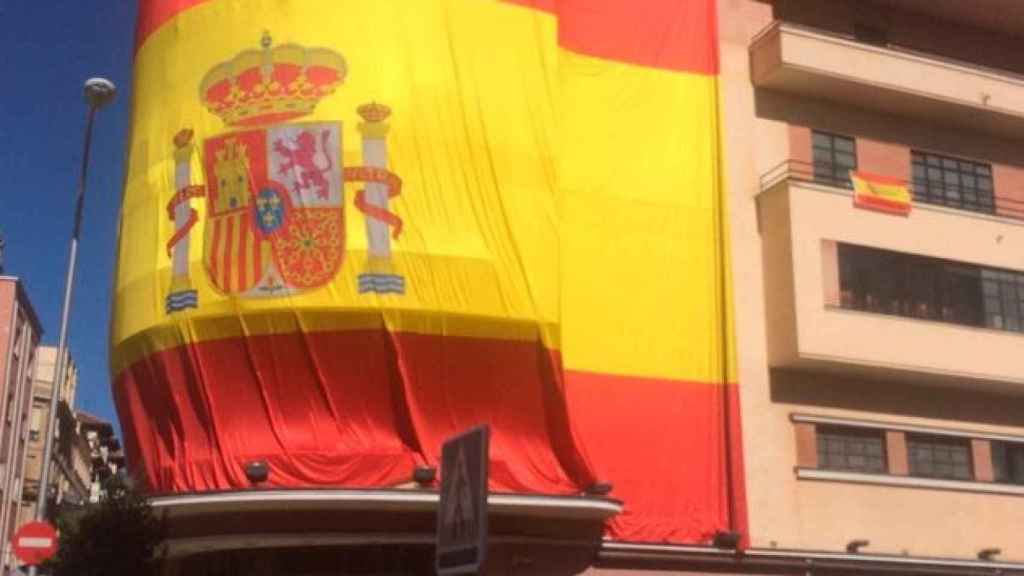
[83,78,117,109]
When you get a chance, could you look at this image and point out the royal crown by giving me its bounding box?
[200,32,347,128]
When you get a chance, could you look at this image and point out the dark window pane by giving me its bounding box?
[907,434,972,480]
[912,150,994,214]
[811,130,856,188]
[835,151,856,165]
[815,426,887,474]
[834,137,855,153]
[838,243,1024,334]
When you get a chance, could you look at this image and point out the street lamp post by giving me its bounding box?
[26,77,115,576]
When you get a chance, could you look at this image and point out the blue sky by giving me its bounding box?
[0,1,137,428]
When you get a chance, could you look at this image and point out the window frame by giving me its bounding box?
[911,150,995,215]
[815,425,888,475]
[812,130,857,188]
[992,441,1024,485]
[906,433,974,481]
[837,242,1024,334]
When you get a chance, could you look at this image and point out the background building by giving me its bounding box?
[0,277,41,573]
[0,310,124,576]
[75,411,124,503]
[19,346,91,527]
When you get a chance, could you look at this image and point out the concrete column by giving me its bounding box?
[885,430,909,475]
[821,239,840,307]
[971,439,995,482]
[794,422,818,469]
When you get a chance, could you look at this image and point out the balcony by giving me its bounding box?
[750,21,1024,139]
[758,162,1024,389]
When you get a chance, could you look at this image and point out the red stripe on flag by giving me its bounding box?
[564,369,748,544]
[852,170,908,186]
[140,1,719,74]
[854,194,912,216]
[136,0,210,51]
[504,0,719,74]
[113,326,747,544]
[112,329,595,495]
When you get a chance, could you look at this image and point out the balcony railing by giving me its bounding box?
[760,160,1024,221]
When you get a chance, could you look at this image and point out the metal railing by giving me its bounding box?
[759,160,1024,221]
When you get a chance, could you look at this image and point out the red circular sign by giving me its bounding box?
[12,521,58,566]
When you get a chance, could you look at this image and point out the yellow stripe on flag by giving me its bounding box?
[557,51,734,384]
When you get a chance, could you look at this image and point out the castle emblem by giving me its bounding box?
[165,32,405,313]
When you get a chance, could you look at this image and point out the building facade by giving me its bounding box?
[75,411,124,504]
[0,277,41,573]
[722,0,1024,563]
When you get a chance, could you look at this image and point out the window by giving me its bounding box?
[838,243,1024,334]
[907,434,972,480]
[993,442,1024,485]
[813,131,857,188]
[981,270,1024,333]
[838,244,984,325]
[912,151,995,214]
[29,406,42,442]
[816,426,887,473]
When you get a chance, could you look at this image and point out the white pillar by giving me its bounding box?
[357,103,405,294]
[166,131,199,312]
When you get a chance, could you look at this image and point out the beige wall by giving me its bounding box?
[773,0,1024,75]
[763,181,1024,385]
[721,0,1024,562]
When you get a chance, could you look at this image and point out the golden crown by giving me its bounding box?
[199,32,347,127]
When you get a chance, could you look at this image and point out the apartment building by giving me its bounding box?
[0,277,41,573]
[717,0,1024,567]
[19,346,91,529]
[75,411,124,504]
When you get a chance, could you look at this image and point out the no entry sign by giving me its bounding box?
[12,521,58,566]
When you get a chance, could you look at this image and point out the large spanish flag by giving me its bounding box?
[114,0,745,544]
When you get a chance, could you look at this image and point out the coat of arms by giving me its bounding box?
[165,32,405,313]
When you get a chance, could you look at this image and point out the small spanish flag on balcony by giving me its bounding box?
[851,170,913,216]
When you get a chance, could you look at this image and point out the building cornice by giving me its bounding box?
[599,542,1024,575]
